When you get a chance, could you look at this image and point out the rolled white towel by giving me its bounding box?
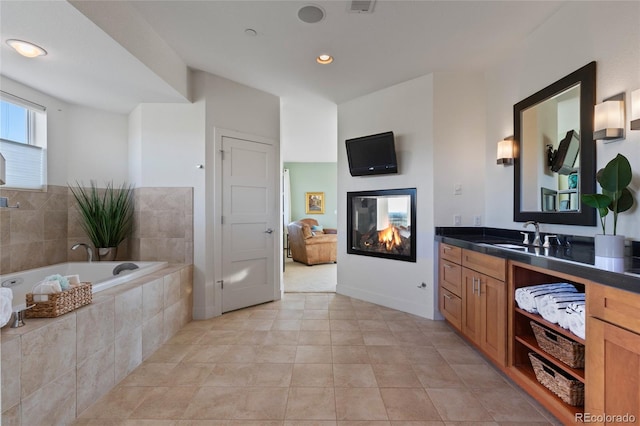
[537,292,585,325]
[558,300,585,329]
[515,283,577,313]
[0,288,13,328]
[567,303,586,339]
[32,280,62,302]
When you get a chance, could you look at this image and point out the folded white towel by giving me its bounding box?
[567,303,586,339]
[0,287,13,328]
[538,292,585,325]
[65,274,80,286]
[515,283,577,314]
[32,280,62,302]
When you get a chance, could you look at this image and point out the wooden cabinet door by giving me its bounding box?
[439,286,462,330]
[479,274,506,366]
[586,317,640,424]
[440,259,462,297]
[462,268,481,345]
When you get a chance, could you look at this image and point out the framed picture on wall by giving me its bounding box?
[305,192,325,214]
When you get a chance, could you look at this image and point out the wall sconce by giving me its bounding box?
[631,89,640,130]
[594,93,625,142]
[497,136,514,165]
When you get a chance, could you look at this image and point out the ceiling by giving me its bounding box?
[0,0,565,114]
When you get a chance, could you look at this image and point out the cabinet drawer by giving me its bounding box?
[462,249,506,281]
[440,260,462,297]
[588,283,640,334]
[440,287,462,330]
[440,243,462,263]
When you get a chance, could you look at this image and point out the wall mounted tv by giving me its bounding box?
[346,131,398,176]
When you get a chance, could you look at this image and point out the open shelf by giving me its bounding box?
[508,363,584,423]
[515,334,585,382]
[515,307,585,345]
[509,261,589,423]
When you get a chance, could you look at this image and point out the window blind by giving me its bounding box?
[0,139,44,189]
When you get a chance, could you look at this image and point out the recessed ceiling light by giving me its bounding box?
[316,54,333,65]
[6,39,47,58]
[244,28,257,37]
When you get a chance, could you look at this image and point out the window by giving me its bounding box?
[0,92,47,189]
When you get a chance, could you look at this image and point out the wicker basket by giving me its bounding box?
[530,321,584,368]
[25,282,92,318]
[529,352,584,406]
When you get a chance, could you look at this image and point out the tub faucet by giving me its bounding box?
[10,305,35,328]
[523,221,542,246]
[71,243,93,262]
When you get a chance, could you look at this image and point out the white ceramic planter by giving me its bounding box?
[594,234,625,258]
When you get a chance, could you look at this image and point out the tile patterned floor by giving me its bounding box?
[74,293,561,425]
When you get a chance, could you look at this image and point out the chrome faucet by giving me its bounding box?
[71,243,93,262]
[10,305,35,328]
[523,221,542,246]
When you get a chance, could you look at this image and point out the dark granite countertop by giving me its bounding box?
[435,227,640,294]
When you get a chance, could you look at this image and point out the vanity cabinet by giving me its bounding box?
[438,243,462,329]
[586,283,640,424]
[437,235,640,424]
[461,250,507,366]
[438,243,507,366]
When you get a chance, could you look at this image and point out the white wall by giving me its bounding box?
[136,103,205,187]
[433,72,486,227]
[485,1,640,239]
[66,104,128,183]
[337,74,436,318]
[281,95,338,162]
[128,106,142,185]
[1,76,129,186]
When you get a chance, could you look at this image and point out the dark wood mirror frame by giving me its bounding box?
[514,61,597,226]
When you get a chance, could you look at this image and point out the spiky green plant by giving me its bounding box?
[69,181,135,249]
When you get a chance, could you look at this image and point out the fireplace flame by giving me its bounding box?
[377,226,402,251]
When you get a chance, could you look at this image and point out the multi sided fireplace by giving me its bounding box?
[347,188,416,262]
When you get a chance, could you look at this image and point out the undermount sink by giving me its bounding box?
[492,243,528,250]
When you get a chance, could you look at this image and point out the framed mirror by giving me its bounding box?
[514,61,597,226]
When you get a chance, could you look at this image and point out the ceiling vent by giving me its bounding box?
[349,0,376,13]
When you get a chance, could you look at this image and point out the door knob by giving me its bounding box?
[264,228,274,234]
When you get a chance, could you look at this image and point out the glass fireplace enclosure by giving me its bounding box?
[347,188,416,262]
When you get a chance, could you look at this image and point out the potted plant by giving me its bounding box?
[69,181,135,261]
[581,154,635,258]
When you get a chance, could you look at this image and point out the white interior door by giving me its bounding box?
[221,135,277,313]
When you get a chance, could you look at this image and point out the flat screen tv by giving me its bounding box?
[551,129,580,175]
[345,131,398,176]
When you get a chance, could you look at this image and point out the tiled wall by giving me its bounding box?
[0,186,194,274]
[1,264,193,425]
[0,185,69,274]
[130,187,194,264]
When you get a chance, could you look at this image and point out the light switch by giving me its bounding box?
[454,184,462,195]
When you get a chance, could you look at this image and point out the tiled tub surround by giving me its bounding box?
[0,186,193,275]
[0,185,69,274]
[129,187,194,265]
[1,263,193,425]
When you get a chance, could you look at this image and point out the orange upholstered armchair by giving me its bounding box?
[287,218,337,265]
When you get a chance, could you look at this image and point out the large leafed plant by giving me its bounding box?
[69,181,135,249]
[581,154,635,235]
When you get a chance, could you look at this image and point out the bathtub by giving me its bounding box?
[1,261,168,310]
